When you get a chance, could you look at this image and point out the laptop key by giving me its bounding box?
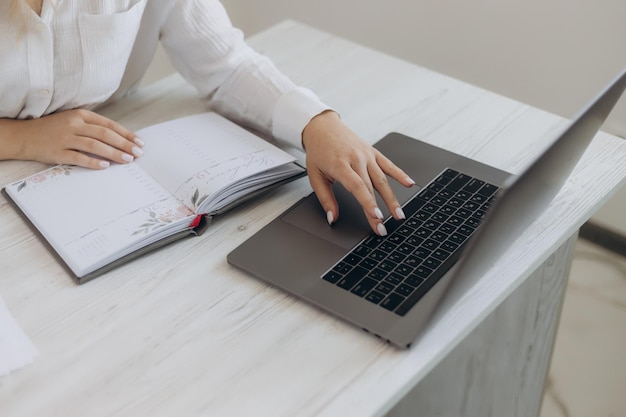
[414,265,433,279]
[457,225,474,236]
[440,240,459,252]
[396,283,416,297]
[422,239,439,250]
[379,241,398,253]
[370,249,387,261]
[422,257,442,269]
[378,260,398,272]
[478,183,499,196]
[442,168,460,178]
[365,291,385,304]
[368,268,388,281]
[435,175,453,186]
[385,272,404,286]
[387,252,407,263]
[403,255,423,267]
[375,281,395,294]
[359,257,378,270]
[446,174,471,191]
[437,189,455,200]
[322,270,342,283]
[463,178,485,193]
[430,196,447,206]
[351,278,377,297]
[333,262,352,275]
[419,189,436,201]
[354,245,372,257]
[343,253,362,266]
[381,293,405,311]
[401,194,428,217]
[431,249,451,262]
[394,264,413,275]
[427,182,444,193]
[404,274,423,287]
[447,197,463,208]
[336,266,368,290]
[439,223,456,234]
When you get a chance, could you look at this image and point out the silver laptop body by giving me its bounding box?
[228,69,626,348]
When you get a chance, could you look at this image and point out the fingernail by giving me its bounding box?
[377,223,388,236]
[122,153,134,163]
[406,177,416,186]
[395,207,406,220]
[374,207,384,220]
[99,160,110,169]
[326,211,334,225]
[134,137,145,147]
[132,146,144,157]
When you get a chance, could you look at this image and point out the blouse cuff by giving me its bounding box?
[272,87,332,150]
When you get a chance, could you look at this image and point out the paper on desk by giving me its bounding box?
[0,295,37,376]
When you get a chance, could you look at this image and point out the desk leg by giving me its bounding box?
[386,234,577,417]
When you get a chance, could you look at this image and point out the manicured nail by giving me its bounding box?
[326,210,334,225]
[377,223,388,236]
[374,207,384,220]
[406,177,416,186]
[122,153,134,163]
[395,207,406,220]
[132,146,144,157]
[134,137,145,147]
[99,160,110,168]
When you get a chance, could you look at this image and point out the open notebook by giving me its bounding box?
[4,112,305,283]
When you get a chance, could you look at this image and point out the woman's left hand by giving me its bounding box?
[302,111,415,236]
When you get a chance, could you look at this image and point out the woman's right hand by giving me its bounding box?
[1,109,143,169]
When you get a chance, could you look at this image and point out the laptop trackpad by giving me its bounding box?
[280,185,373,251]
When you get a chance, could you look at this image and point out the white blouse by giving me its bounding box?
[0,0,329,150]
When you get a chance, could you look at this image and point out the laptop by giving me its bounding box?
[228,68,626,348]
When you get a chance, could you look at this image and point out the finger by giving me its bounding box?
[367,163,405,221]
[372,150,415,220]
[82,111,144,157]
[82,110,137,143]
[335,165,388,235]
[79,123,143,161]
[308,169,339,225]
[70,133,136,165]
[57,149,113,170]
[375,150,415,187]
[361,206,388,236]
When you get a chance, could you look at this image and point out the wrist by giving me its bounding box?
[302,110,340,151]
[0,119,28,161]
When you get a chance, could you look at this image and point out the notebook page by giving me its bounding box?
[135,113,297,211]
[5,164,194,276]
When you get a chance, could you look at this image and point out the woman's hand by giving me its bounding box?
[1,109,143,169]
[302,111,415,236]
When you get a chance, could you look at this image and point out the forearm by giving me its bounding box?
[159,1,329,150]
[0,119,27,161]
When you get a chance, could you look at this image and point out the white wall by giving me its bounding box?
[220,0,626,138]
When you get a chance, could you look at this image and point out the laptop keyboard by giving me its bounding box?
[321,168,499,316]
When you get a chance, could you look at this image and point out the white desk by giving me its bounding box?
[1,21,625,417]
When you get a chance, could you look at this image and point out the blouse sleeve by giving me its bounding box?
[159,0,330,150]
